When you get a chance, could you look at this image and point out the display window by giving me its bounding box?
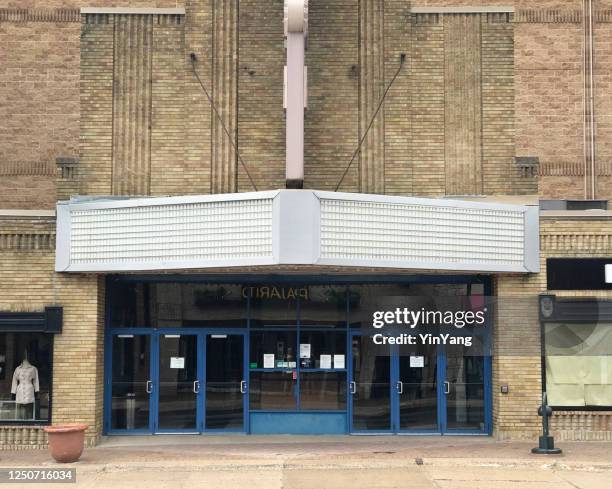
[299,372,347,410]
[249,331,298,369]
[0,333,52,423]
[545,322,612,408]
[249,371,297,410]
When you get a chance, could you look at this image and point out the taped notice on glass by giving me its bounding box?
[410,356,424,368]
[333,354,345,369]
[320,355,332,369]
[263,354,275,369]
[170,357,185,369]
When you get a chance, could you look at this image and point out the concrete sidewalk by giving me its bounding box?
[2,436,612,488]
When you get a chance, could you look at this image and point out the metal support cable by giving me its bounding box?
[334,54,406,192]
[190,54,259,192]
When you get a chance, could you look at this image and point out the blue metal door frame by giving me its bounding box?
[395,343,444,434]
[104,329,155,435]
[440,330,492,435]
[348,331,394,434]
[104,275,493,436]
[153,329,201,434]
[104,328,248,435]
[348,333,492,435]
[202,330,249,433]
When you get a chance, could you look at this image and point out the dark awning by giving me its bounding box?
[0,307,62,333]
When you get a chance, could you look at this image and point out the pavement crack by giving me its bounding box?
[555,471,587,489]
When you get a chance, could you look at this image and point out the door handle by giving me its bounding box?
[349,381,356,394]
[444,381,450,395]
[396,381,404,395]
[146,380,152,394]
[240,380,247,394]
[193,380,200,394]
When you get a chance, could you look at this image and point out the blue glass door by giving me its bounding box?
[441,335,491,434]
[349,333,393,433]
[154,332,201,433]
[349,334,490,434]
[204,332,247,432]
[396,342,440,433]
[109,334,152,432]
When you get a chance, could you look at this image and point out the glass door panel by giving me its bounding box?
[350,335,392,432]
[157,334,198,431]
[445,342,486,431]
[398,343,438,431]
[110,335,151,431]
[205,334,245,430]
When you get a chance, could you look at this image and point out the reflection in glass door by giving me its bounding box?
[110,335,151,431]
[157,334,199,431]
[444,342,486,432]
[349,335,490,434]
[398,343,438,431]
[350,335,392,432]
[205,334,246,431]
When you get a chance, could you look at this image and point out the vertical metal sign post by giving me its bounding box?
[284,0,308,189]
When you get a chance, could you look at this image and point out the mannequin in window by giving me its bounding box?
[11,353,39,420]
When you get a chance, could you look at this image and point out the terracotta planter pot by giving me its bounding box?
[44,424,88,463]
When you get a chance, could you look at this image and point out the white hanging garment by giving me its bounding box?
[11,364,40,404]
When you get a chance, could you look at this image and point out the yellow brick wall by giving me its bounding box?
[494,216,612,439]
[3,214,612,446]
[0,217,104,448]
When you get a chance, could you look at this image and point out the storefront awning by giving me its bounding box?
[55,190,539,273]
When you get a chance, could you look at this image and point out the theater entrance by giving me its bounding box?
[107,330,248,434]
[349,333,490,434]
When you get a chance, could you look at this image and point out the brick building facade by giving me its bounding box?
[1,1,611,447]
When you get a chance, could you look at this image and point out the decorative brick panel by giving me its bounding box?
[79,15,114,196]
[444,13,483,195]
[552,412,612,441]
[111,14,154,196]
[383,0,412,196]
[0,217,105,447]
[514,9,582,24]
[358,0,385,194]
[410,20,445,196]
[150,14,186,196]
[0,8,80,23]
[237,0,285,192]
[210,0,239,194]
[0,426,47,450]
[304,0,359,192]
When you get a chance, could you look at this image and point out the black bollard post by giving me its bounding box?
[532,392,562,454]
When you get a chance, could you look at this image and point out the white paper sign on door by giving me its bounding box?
[410,356,424,368]
[320,355,332,369]
[333,354,345,369]
[299,343,311,359]
[170,357,185,369]
[263,354,275,369]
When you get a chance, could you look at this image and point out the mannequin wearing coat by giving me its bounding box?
[11,359,39,420]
